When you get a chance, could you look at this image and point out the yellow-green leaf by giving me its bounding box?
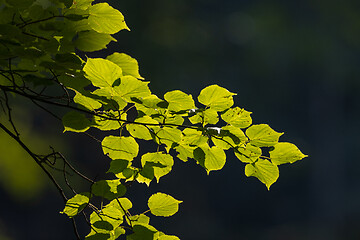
[73,90,102,111]
[75,30,116,52]
[270,142,308,165]
[113,76,151,101]
[246,124,283,147]
[83,58,122,88]
[198,85,236,111]
[189,108,219,126]
[102,136,139,160]
[164,90,195,112]
[234,144,262,163]
[245,159,279,190]
[61,192,90,218]
[107,53,144,79]
[140,152,174,183]
[148,193,182,217]
[221,107,252,128]
[126,116,159,140]
[88,3,130,34]
[212,125,247,149]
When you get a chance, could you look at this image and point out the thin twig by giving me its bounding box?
[0,121,68,202]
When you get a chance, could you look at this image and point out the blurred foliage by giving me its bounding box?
[0,102,69,200]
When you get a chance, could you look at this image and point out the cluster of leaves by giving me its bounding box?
[0,0,307,239]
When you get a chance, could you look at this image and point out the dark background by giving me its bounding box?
[1,0,360,239]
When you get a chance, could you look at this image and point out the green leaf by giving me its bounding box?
[127,224,157,240]
[99,198,132,224]
[246,124,283,147]
[164,90,195,112]
[73,90,102,111]
[148,193,182,217]
[91,179,126,200]
[92,87,128,110]
[129,214,150,226]
[202,145,227,173]
[174,144,195,162]
[102,136,139,160]
[88,3,130,34]
[93,112,124,131]
[114,166,138,181]
[270,142,308,165]
[140,152,174,183]
[107,52,144,79]
[198,85,236,111]
[158,235,180,240]
[245,159,279,190]
[211,125,247,149]
[61,192,90,218]
[113,76,151,101]
[88,198,132,233]
[126,116,159,140]
[234,144,262,163]
[83,58,122,88]
[85,232,110,240]
[180,128,208,146]
[155,127,182,148]
[108,159,131,175]
[189,108,219,126]
[62,111,92,132]
[75,30,116,52]
[221,107,252,128]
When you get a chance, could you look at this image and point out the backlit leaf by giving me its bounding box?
[83,58,122,88]
[174,144,195,162]
[140,152,174,182]
[246,124,283,147]
[93,112,124,131]
[158,235,180,240]
[127,224,157,240]
[180,128,208,146]
[88,3,130,34]
[148,193,182,217]
[113,75,150,101]
[189,108,219,126]
[126,116,159,140]
[156,127,182,148]
[245,159,279,190]
[202,145,227,173]
[102,136,139,160]
[270,142,308,165]
[221,107,252,128]
[212,125,247,149]
[107,53,144,79]
[198,85,236,111]
[61,192,90,218]
[164,90,195,112]
[73,90,102,111]
[234,144,262,163]
[75,31,116,52]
